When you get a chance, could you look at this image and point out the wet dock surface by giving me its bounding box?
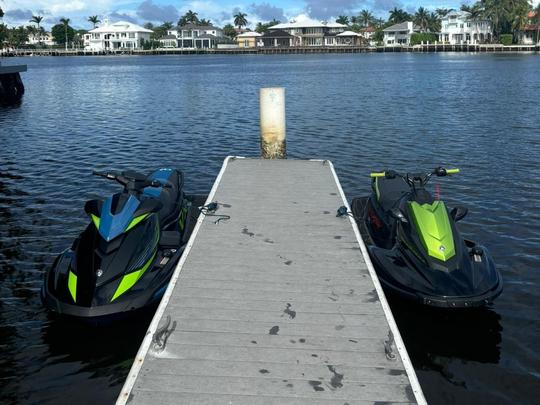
[118,157,425,404]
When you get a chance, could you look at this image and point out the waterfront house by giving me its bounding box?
[261,30,295,47]
[236,31,263,48]
[159,34,177,48]
[268,19,347,46]
[26,32,56,47]
[86,21,152,50]
[359,26,376,46]
[517,11,539,45]
[170,23,225,49]
[324,31,364,46]
[439,10,492,44]
[383,22,420,46]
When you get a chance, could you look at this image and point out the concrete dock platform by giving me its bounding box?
[118,157,426,404]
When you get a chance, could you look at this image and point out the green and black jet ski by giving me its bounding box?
[41,169,193,323]
[351,167,502,308]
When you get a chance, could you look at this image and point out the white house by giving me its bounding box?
[359,26,376,46]
[162,24,225,49]
[85,21,153,51]
[325,31,363,46]
[26,32,56,46]
[269,19,347,46]
[439,11,492,44]
[383,22,420,46]
[159,32,178,48]
[517,11,539,45]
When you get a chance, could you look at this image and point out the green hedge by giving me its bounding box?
[410,33,439,45]
[499,34,513,45]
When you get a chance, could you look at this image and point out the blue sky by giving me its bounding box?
[0,0,505,29]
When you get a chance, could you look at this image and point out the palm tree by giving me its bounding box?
[199,18,212,26]
[436,8,451,18]
[512,1,532,43]
[0,7,4,20]
[359,10,374,27]
[223,23,236,38]
[88,15,100,28]
[389,8,410,24]
[30,15,43,29]
[161,21,174,30]
[185,10,199,23]
[178,10,199,26]
[233,12,248,30]
[26,25,37,44]
[29,15,44,46]
[466,4,483,20]
[415,7,430,32]
[336,15,349,25]
[480,0,506,40]
[428,12,441,33]
[60,17,70,50]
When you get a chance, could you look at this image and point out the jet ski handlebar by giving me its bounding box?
[370,167,459,179]
[370,167,460,187]
[92,170,171,190]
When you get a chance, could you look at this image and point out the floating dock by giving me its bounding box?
[0,62,26,105]
[118,157,426,404]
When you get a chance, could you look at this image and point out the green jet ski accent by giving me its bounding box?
[409,200,455,262]
[68,271,77,302]
[125,213,150,232]
[90,214,100,229]
[90,213,149,234]
[111,250,157,302]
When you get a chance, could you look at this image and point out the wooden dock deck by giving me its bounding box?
[118,157,426,404]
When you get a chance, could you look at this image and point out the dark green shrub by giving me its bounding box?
[500,34,513,45]
[410,33,438,45]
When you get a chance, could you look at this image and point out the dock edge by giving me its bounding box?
[326,159,427,404]
[116,156,240,405]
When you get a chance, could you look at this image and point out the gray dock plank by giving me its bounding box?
[118,158,424,404]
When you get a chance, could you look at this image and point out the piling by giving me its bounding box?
[260,87,286,159]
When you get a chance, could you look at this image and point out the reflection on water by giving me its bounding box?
[1,54,539,404]
[390,296,502,368]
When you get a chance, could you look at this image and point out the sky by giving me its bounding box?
[0,0,538,30]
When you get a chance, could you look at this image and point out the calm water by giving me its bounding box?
[1,53,539,404]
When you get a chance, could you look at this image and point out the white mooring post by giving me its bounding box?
[260,87,286,159]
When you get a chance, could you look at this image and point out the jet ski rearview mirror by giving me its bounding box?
[450,206,468,222]
[390,208,408,223]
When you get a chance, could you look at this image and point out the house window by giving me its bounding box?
[129,33,135,38]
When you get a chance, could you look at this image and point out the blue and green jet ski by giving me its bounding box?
[41,169,192,322]
[351,167,503,308]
